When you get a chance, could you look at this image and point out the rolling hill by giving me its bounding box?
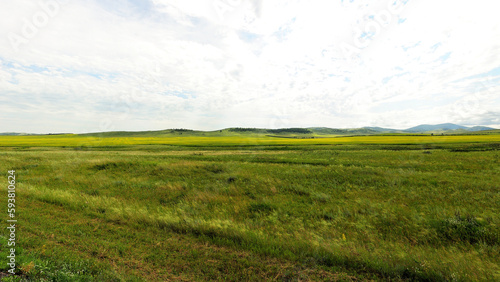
[3,123,497,137]
[404,123,495,133]
[404,123,467,132]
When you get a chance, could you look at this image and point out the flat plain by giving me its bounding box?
[0,134,499,281]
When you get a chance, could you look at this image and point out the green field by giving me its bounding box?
[1,133,500,147]
[1,134,499,281]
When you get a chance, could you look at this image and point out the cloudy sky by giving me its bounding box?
[1,0,499,133]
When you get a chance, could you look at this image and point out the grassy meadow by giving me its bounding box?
[0,134,499,281]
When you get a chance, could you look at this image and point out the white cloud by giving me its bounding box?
[0,0,499,133]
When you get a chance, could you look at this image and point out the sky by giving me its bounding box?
[1,0,499,133]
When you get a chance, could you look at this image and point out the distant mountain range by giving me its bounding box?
[403,123,495,133]
[307,123,496,135]
[1,123,497,136]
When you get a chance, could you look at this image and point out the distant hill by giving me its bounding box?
[0,132,27,136]
[0,132,69,136]
[307,127,380,135]
[0,132,45,136]
[404,123,495,133]
[363,127,402,133]
[3,124,497,137]
[466,126,495,131]
[404,123,466,132]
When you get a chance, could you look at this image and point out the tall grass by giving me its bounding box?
[1,141,499,280]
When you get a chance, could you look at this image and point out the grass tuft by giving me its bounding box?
[433,212,498,245]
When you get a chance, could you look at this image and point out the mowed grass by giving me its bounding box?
[0,135,499,281]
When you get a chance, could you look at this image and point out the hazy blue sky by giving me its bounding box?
[1,0,499,133]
